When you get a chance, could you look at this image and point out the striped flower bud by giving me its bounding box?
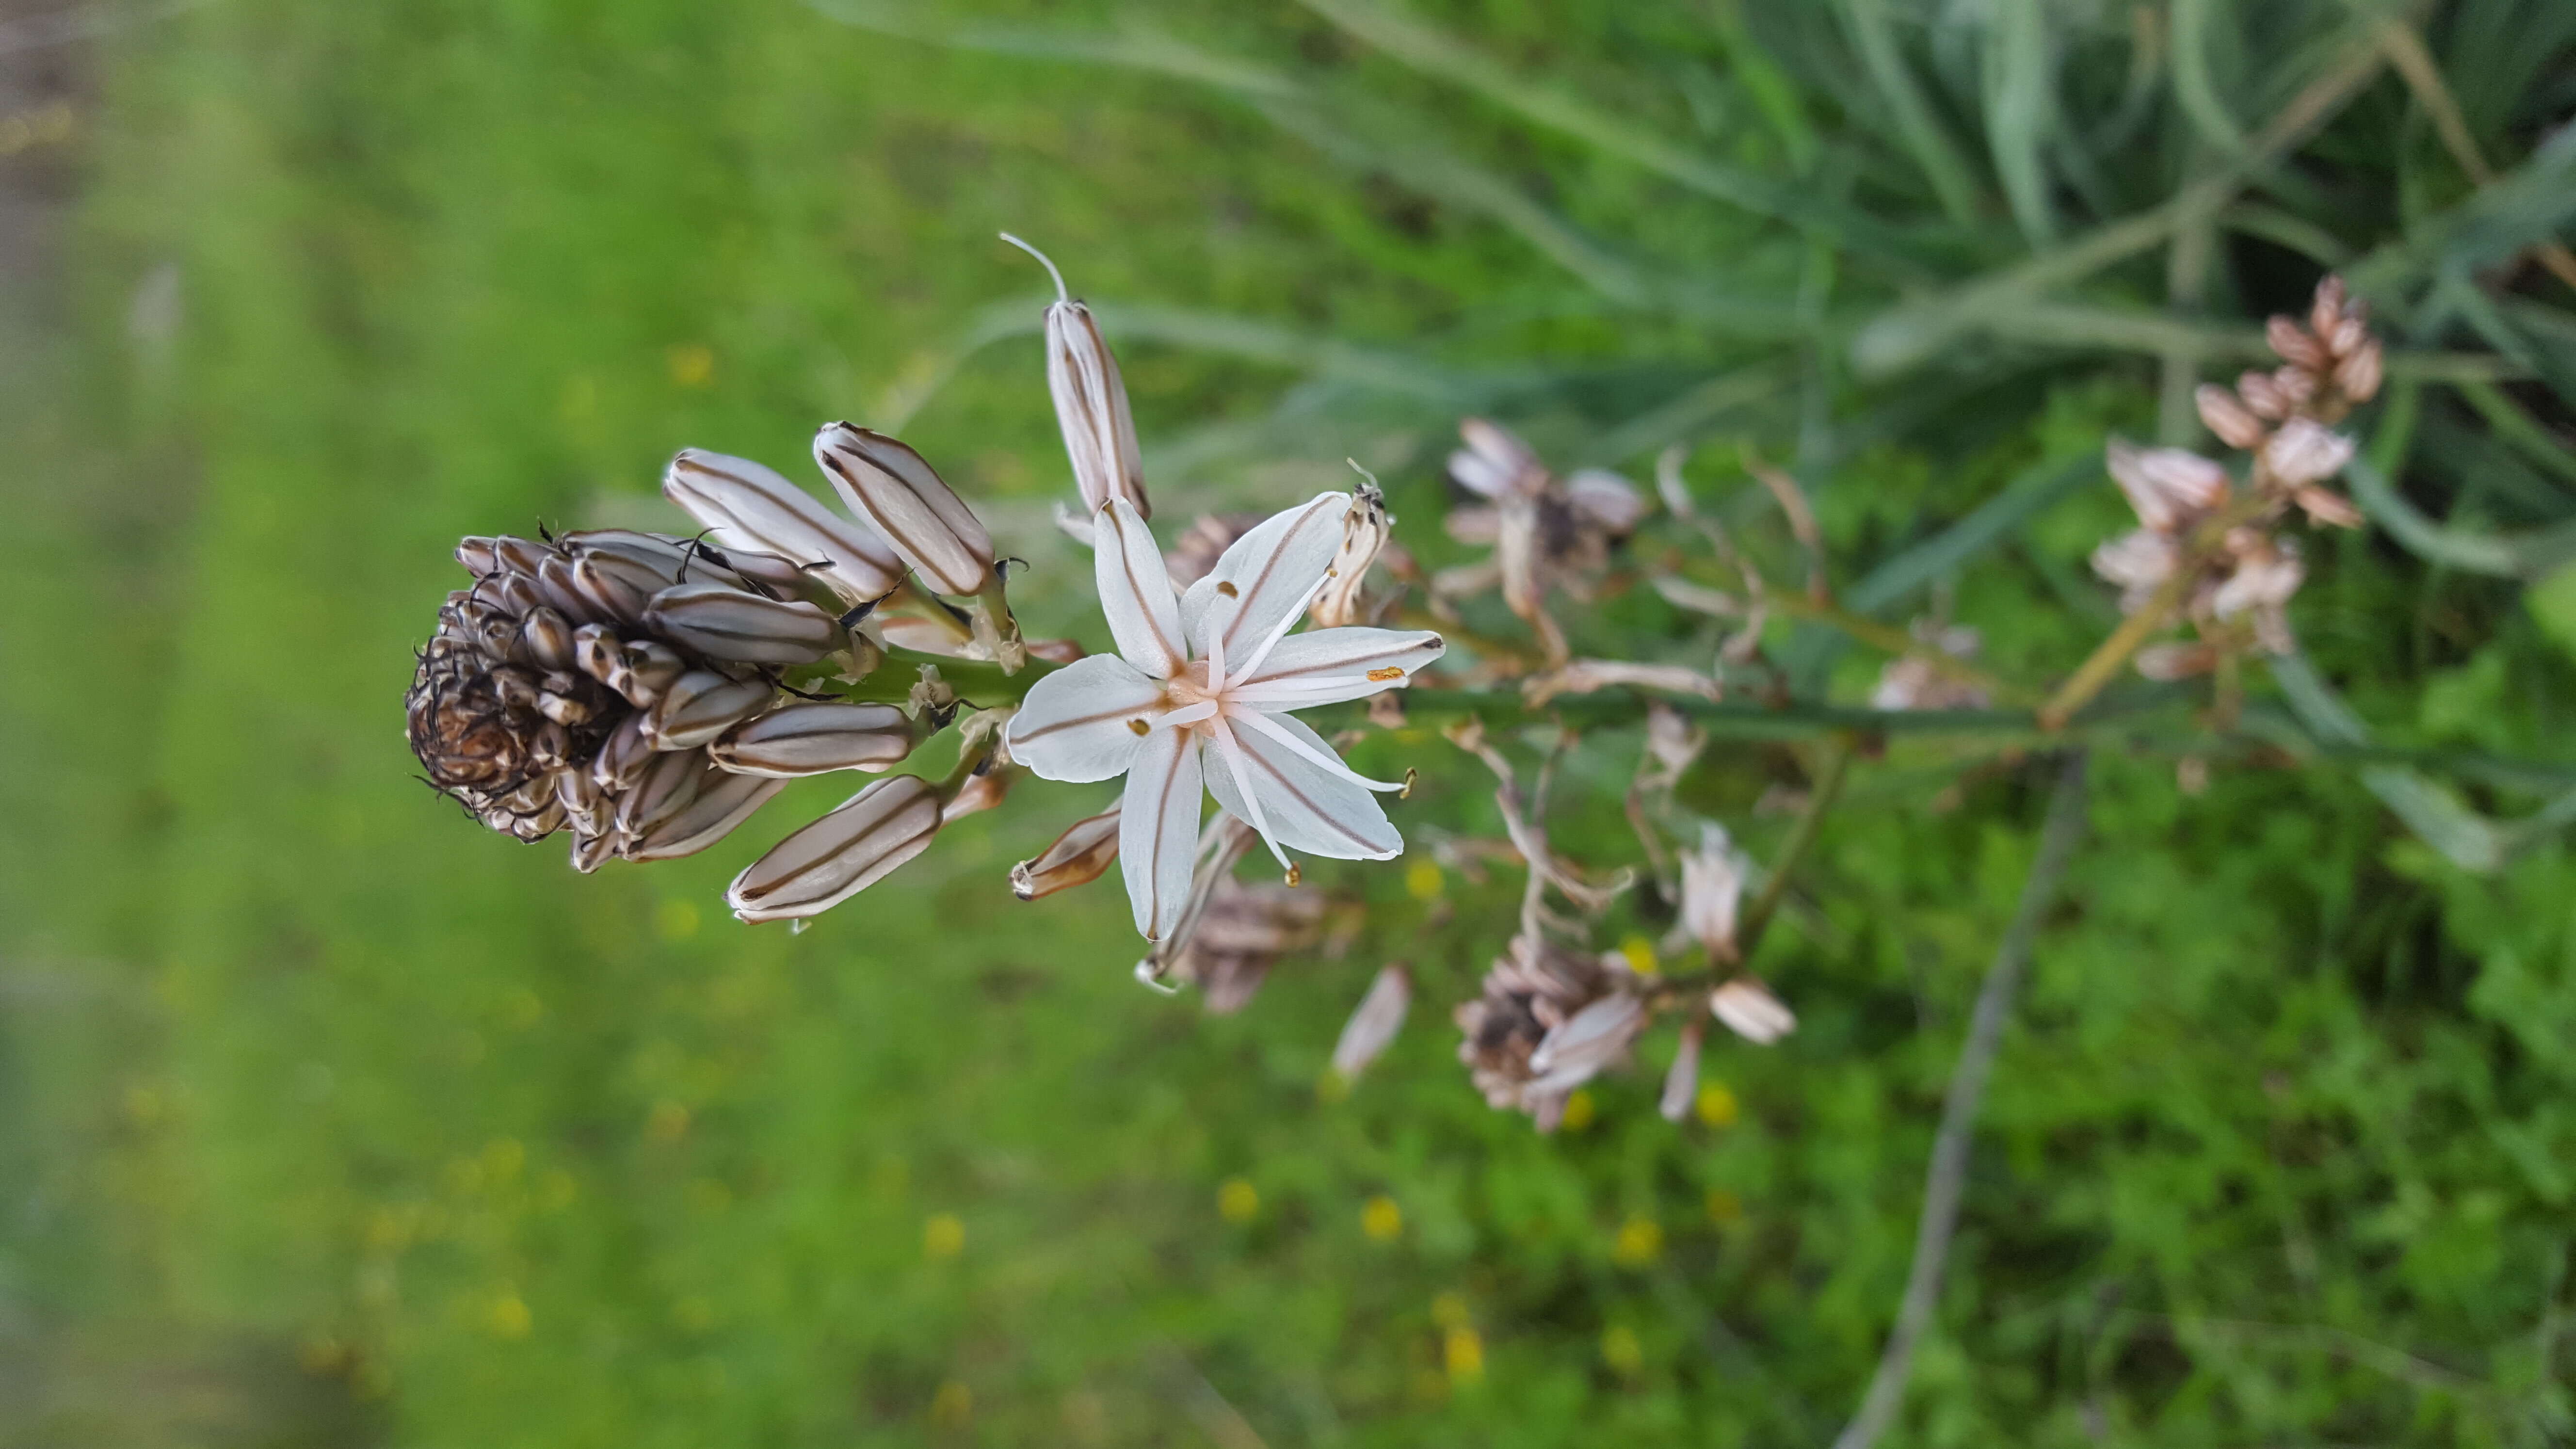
[1010,805,1122,900]
[726,774,943,923]
[707,703,915,777]
[626,766,787,861]
[1003,233,1149,519]
[643,581,844,665]
[639,670,777,751]
[613,748,708,840]
[662,449,904,607]
[812,422,995,596]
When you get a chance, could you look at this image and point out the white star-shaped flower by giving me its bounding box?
[1005,493,1445,940]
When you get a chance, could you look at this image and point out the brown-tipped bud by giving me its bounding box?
[2266,315,2328,373]
[1045,299,1150,519]
[2334,339,2382,403]
[1010,805,1122,901]
[492,536,557,577]
[1330,964,1413,1081]
[1709,978,1795,1045]
[942,769,1013,823]
[812,423,995,596]
[1659,1020,1706,1123]
[457,537,501,576]
[642,581,844,665]
[662,449,904,606]
[2195,385,2270,450]
[592,713,654,792]
[638,670,776,751]
[726,774,943,922]
[708,703,915,777]
[625,766,786,861]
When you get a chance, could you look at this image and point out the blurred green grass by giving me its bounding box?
[5,0,2576,1445]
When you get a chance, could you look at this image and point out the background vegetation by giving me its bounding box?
[4,0,2574,1444]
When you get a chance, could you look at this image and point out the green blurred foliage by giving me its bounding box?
[3,0,2574,1446]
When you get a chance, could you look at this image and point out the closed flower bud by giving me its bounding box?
[521,607,577,672]
[2334,339,2382,403]
[1004,233,1150,519]
[625,766,787,861]
[569,551,671,622]
[1010,805,1122,900]
[708,703,915,777]
[2237,370,2289,420]
[616,638,686,707]
[663,449,903,606]
[1709,977,1795,1045]
[643,581,844,665]
[1330,963,1413,1081]
[812,422,995,596]
[726,773,944,922]
[639,669,777,751]
[592,713,654,792]
[613,747,708,840]
[2266,314,2328,372]
[2194,384,2269,450]
[457,536,501,576]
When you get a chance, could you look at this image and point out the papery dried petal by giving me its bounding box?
[1564,468,1647,534]
[1708,978,1795,1045]
[1658,1020,1705,1123]
[2106,440,2227,533]
[1309,481,1391,630]
[2334,340,2382,402]
[1677,824,1744,963]
[1331,963,1413,1080]
[2261,418,2354,489]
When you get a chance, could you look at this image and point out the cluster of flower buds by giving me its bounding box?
[2088,274,2379,678]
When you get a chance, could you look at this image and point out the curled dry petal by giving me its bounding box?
[812,422,996,596]
[1449,418,1546,499]
[726,773,943,922]
[1677,824,1744,963]
[1011,805,1123,900]
[643,582,844,665]
[1331,963,1413,1080]
[1564,468,1647,534]
[1659,1020,1705,1123]
[1709,978,1796,1045]
[663,449,903,605]
[1308,481,1390,630]
[709,703,915,777]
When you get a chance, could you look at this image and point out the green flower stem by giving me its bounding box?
[2037,487,2279,730]
[1737,735,1853,959]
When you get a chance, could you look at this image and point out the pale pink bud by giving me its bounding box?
[1709,978,1795,1045]
[2195,385,2270,450]
[2267,315,2328,372]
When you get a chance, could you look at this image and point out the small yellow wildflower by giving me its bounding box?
[1617,934,1658,978]
[1611,1216,1664,1267]
[1560,1089,1597,1132]
[922,1212,966,1260]
[1361,1194,1404,1241]
[486,1290,531,1339]
[1404,859,1445,900]
[1600,1324,1643,1376]
[1695,1081,1739,1128]
[1443,1325,1485,1384]
[1217,1177,1260,1224]
[666,344,716,388]
[928,1379,973,1430]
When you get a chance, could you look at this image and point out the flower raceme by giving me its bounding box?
[1004,492,1446,942]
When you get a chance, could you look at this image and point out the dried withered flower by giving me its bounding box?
[1012,805,1123,900]
[409,528,833,870]
[1675,824,1746,965]
[1310,475,1393,630]
[1869,623,1990,711]
[1331,963,1413,1080]
[1455,936,1645,1129]
[1160,876,1331,1014]
[1440,418,1646,661]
